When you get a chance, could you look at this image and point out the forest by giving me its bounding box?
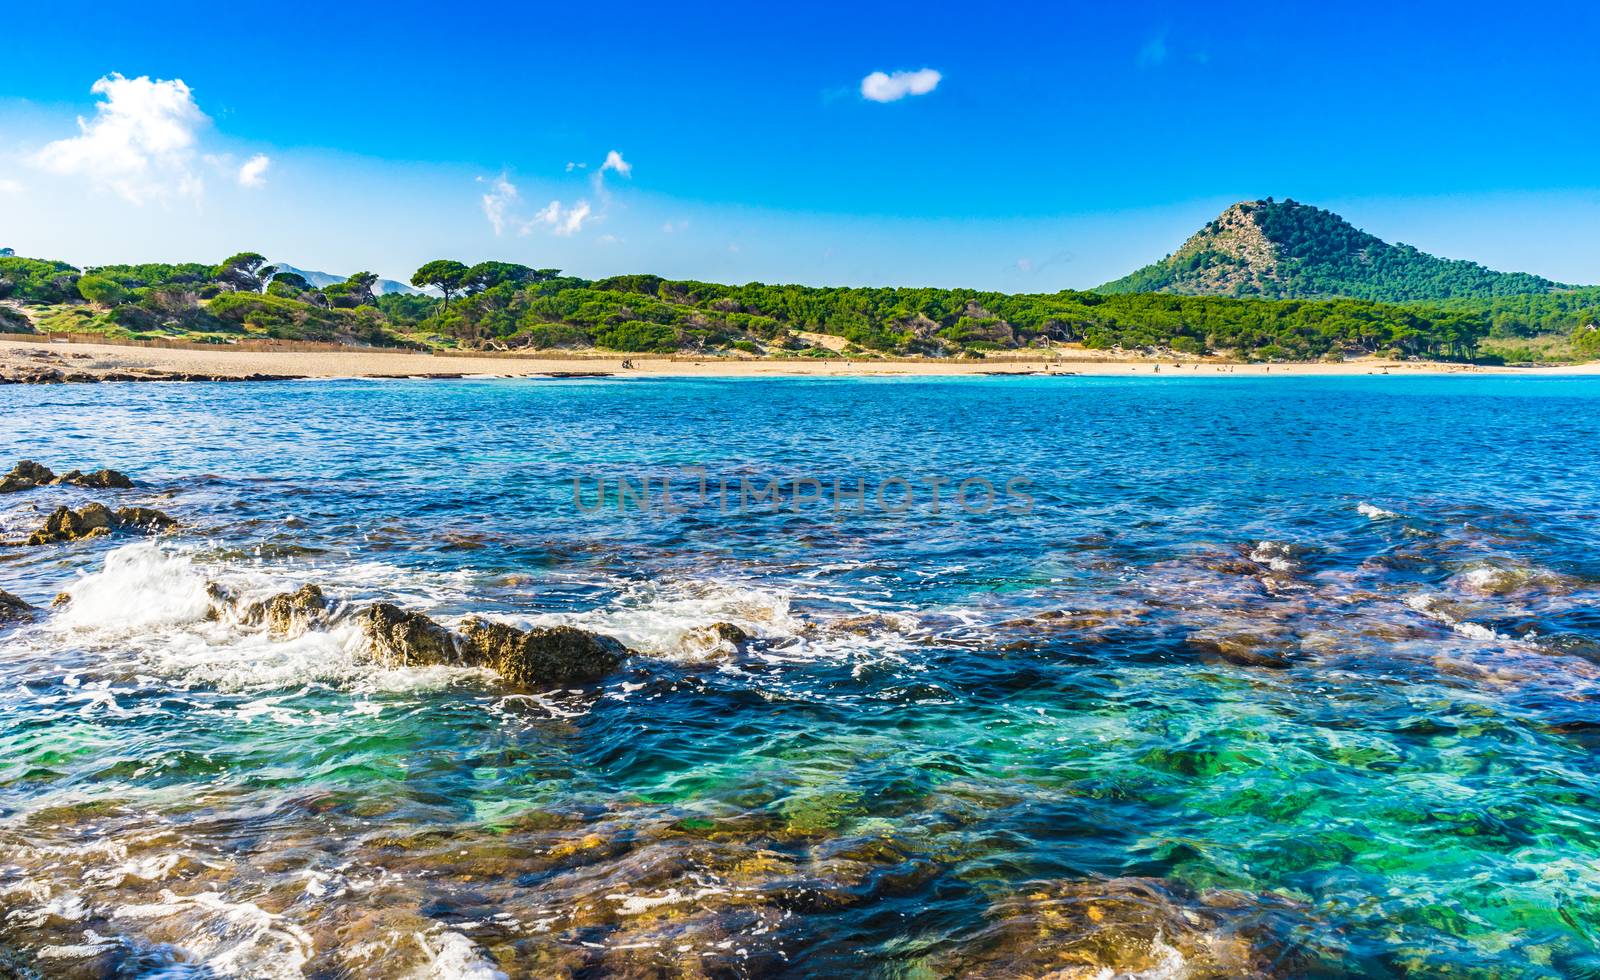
[2,249,1596,363]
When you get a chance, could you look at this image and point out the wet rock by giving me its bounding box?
[0,460,135,492]
[0,589,36,625]
[827,612,919,636]
[55,468,134,489]
[460,617,626,686]
[113,506,176,531]
[932,876,1309,979]
[679,621,751,659]
[244,584,331,638]
[0,460,56,493]
[24,503,114,545]
[360,603,467,668]
[14,502,176,546]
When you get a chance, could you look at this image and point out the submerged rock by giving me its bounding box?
[933,876,1310,978]
[18,503,175,545]
[460,617,626,685]
[360,603,467,668]
[0,460,134,493]
[0,589,36,625]
[1188,631,1294,669]
[244,584,331,638]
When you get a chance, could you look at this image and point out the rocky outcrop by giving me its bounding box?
[360,603,470,669]
[0,460,134,493]
[460,617,627,686]
[113,507,176,531]
[355,603,628,685]
[19,503,175,545]
[243,584,331,638]
[0,589,36,625]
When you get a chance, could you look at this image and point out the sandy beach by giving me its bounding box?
[3,334,1597,380]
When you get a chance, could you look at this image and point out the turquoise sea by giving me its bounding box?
[3,375,1600,977]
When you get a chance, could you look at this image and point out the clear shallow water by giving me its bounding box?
[1,375,1599,977]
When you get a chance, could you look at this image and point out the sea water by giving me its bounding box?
[2,375,1599,977]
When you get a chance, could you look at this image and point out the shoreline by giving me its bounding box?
[4,334,1597,381]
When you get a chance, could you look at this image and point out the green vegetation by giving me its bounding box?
[1103,199,1565,302]
[1,240,1595,363]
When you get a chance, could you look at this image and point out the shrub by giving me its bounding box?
[593,320,678,352]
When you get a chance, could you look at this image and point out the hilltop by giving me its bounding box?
[1100,199,1566,301]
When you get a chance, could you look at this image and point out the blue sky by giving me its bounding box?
[3,0,1599,289]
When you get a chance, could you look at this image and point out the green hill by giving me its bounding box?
[1101,198,1567,301]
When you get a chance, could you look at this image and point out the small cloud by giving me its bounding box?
[557,201,591,236]
[237,153,270,188]
[661,219,690,234]
[565,161,587,172]
[0,177,23,195]
[1138,34,1169,68]
[860,68,942,103]
[1016,258,1034,273]
[600,150,631,177]
[528,198,592,236]
[597,233,621,245]
[33,73,210,204]
[479,171,519,236]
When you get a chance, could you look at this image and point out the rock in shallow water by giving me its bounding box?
[460,617,627,685]
[18,503,175,545]
[244,584,331,638]
[0,589,36,625]
[360,602,468,668]
[0,459,134,493]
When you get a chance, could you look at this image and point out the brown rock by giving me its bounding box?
[0,589,36,625]
[244,584,330,638]
[17,502,174,545]
[1188,632,1294,669]
[24,503,114,545]
[54,468,135,490]
[113,507,176,531]
[360,603,466,668]
[460,617,627,686]
[0,460,56,493]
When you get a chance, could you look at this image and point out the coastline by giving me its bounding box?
[4,334,1597,381]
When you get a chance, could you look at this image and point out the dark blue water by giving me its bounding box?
[2,376,1599,977]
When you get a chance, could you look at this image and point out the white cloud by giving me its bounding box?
[32,73,209,204]
[556,201,591,236]
[600,150,631,177]
[1016,258,1034,272]
[238,153,271,188]
[526,197,592,237]
[479,171,519,236]
[860,68,942,103]
[0,178,22,195]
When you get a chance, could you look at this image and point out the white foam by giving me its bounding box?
[471,579,802,662]
[1357,502,1400,520]
[410,931,508,980]
[55,542,214,632]
[114,889,313,978]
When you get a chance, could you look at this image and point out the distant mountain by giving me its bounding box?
[271,262,419,296]
[1099,199,1567,302]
